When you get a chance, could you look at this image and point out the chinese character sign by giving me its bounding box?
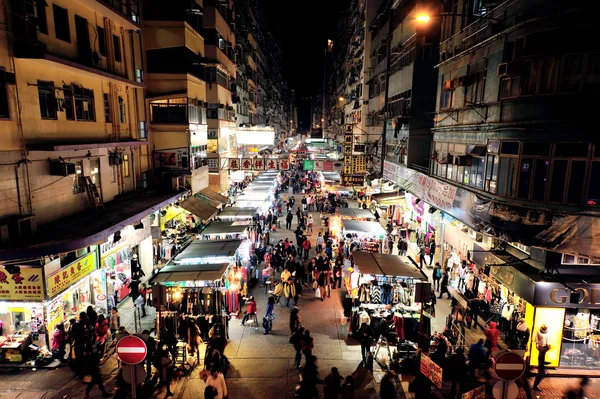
[46,252,97,297]
[0,266,44,301]
[279,159,289,170]
[228,158,239,170]
[253,158,264,170]
[303,160,314,170]
[241,159,252,170]
[266,159,277,170]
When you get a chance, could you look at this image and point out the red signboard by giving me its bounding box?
[253,158,265,170]
[494,352,525,381]
[265,159,277,170]
[116,335,147,365]
[241,158,252,170]
[228,158,239,170]
[323,161,334,171]
[279,159,289,170]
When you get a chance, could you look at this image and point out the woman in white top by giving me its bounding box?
[206,367,228,399]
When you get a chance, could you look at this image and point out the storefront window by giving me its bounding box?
[561,309,600,369]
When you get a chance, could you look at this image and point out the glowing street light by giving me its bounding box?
[338,96,345,102]
[321,118,325,122]
[416,14,431,23]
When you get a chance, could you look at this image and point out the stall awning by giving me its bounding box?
[216,207,258,221]
[372,192,404,202]
[337,208,376,220]
[342,220,387,236]
[179,196,218,221]
[197,188,229,207]
[173,239,243,262]
[351,252,427,280]
[535,214,600,259]
[201,221,247,235]
[150,262,229,283]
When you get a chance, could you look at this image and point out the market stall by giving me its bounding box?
[199,221,258,242]
[196,188,230,210]
[342,220,387,253]
[216,207,259,222]
[336,207,376,221]
[347,252,430,356]
[234,192,273,212]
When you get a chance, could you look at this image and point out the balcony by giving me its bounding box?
[75,0,140,29]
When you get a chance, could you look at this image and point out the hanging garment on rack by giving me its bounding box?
[371,286,382,304]
[393,315,405,340]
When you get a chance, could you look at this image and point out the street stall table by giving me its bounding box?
[217,207,258,222]
[342,220,387,253]
[348,252,430,368]
[336,207,376,221]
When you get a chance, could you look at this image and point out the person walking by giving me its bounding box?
[83,351,112,399]
[143,330,156,382]
[95,314,109,356]
[468,339,487,376]
[428,240,436,266]
[484,321,500,352]
[290,327,305,369]
[397,238,408,256]
[138,284,147,317]
[432,263,442,292]
[157,343,175,397]
[357,322,374,364]
[380,370,396,398]
[316,232,324,253]
[301,330,314,365]
[532,324,550,391]
[438,269,451,299]
[333,262,343,289]
[324,367,344,399]
[302,237,312,262]
[206,366,228,399]
[300,355,322,399]
[565,377,589,399]
[51,324,66,363]
[290,307,301,334]
[263,296,275,335]
[307,214,314,233]
[448,347,467,398]
[286,211,294,230]
[419,244,427,269]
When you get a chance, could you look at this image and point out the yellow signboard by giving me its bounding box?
[46,252,96,297]
[0,266,44,301]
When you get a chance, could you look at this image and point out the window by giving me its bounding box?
[555,143,588,158]
[140,171,148,188]
[501,141,520,155]
[539,58,559,94]
[53,4,70,43]
[440,87,454,109]
[113,35,122,62]
[560,54,583,93]
[38,80,57,119]
[135,68,143,83]
[149,98,187,123]
[522,142,551,156]
[103,93,111,122]
[497,157,517,197]
[585,53,600,92]
[464,59,486,105]
[499,76,520,99]
[206,158,219,169]
[469,157,485,189]
[0,72,9,118]
[567,160,586,204]
[90,159,101,188]
[109,165,117,183]
[63,85,74,120]
[517,158,532,199]
[118,96,126,123]
[520,60,539,96]
[485,154,498,193]
[549,160,568,202]
[36,0,48,34]
[205,67,228,88]
[97,27,106,56]
[138,121,147,139]
[122,154,130,177]
[74,86,94,121]
[72,161,84,194]
[532,159,549,201]
[588,161,600,204]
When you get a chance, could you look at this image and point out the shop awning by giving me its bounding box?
[337,208,376,220]
[197,188,229,208]
[535,214,600,259]
[179,196,218,221]
[351,252,384,275]
[201,221,248,236]
[326,185,354,193]
[351,252,427,280]
[172,239,243,263]
[372,192,404,202]
[0,189,186,261]
[216,207,258,221]
[150,262,230,283]
[342,220,387,236]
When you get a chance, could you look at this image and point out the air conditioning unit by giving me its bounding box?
[457,75,473,87]
[442,80,457,90]
[497,62,521,77]
[49,161,76,176]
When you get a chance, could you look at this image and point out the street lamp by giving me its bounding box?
[416,12,501,24]
[416,14,430,23]
[338,96,345,102]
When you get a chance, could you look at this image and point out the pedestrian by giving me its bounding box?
[302,237,312,261]
[484,321,500,352]
[83,351,112,399]
[324,367,344,399]
[95,314,109,355]
[86,305,98,329]
[300,355,322,399]
[157,343,175,397]
[263,296,275,335]
[206,366,228,399]
[468,339,487,375]
[134,292,146,317]
[438,269,451,299]
[51,323,66,363]
[290,327,305,369]
[357,322,374,364]
[380,370,396,398]
[565,376,589,399]
[240,296,257,326]
[316,232,324,253]
[419,244,426,269]
[290,307,301,334]
[397,237,408,256]
[72,312,90,378]
[286,211,293,230]
[458,261,468,290]
[307,214,314,233]
[143,330,156,382]
[301,330,314,365]
[333,262,342,289]
[428,240,436,265]
[139,284,147,317]
[432,262,442,292]
[342,375,356,399]
[532,324,550,391]
[448,347,467,398]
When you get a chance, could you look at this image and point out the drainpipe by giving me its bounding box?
[380,1,394,176]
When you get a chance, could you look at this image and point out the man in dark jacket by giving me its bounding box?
[286,211,294,230]
[448,347,468,398]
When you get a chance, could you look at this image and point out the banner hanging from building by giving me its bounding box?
[227,158,289,171]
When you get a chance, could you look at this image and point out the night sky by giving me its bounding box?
[259,0,349,130]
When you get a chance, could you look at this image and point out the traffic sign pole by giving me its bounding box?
[131,365,136,399]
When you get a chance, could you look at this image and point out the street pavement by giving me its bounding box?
[1,191,599,399]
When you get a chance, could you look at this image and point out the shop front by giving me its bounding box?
[100,216,154,309]
[401,193,442,265]
[342,220,387,254]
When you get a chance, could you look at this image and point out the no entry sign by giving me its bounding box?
[494,352,525,381]
[116,335,147,365]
